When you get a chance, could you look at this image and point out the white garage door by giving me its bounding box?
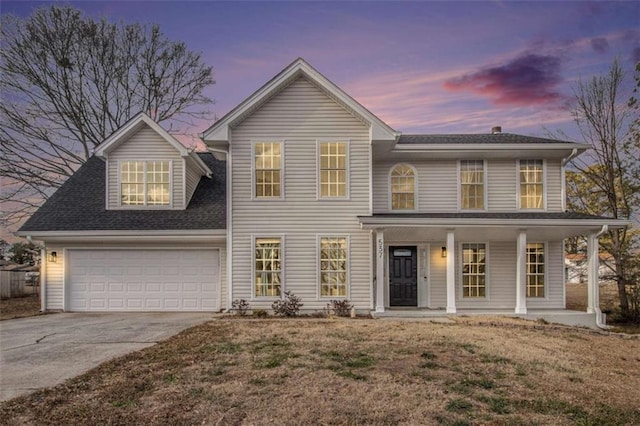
[67,249,219,311]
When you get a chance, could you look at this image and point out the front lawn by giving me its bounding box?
[1,317,639,425]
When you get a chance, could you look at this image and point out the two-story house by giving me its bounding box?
[18,58,629,327]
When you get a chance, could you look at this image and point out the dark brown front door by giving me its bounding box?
[389,246,417,306]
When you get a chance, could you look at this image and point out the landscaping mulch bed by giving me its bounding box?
[0,295,41,321]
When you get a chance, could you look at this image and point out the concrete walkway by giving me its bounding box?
[0,312,213,401]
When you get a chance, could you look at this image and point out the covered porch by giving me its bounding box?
[359,213,628,328]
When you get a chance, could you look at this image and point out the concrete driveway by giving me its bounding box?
[0,312,213,401]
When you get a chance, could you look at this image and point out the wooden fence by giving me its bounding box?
[0,271,38,299]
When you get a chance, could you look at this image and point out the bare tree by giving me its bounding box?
[567,58,639,318]
[0,6,214,228]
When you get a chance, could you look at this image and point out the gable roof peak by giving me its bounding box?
[201,58,399,143]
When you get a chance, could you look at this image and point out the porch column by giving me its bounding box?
[375,229,385,312]
[587,231,601,315]
[515,230,527,314]
[446,230,456,313]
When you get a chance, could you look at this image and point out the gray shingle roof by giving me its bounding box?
[19,153,225,232]
[397,133,577,145]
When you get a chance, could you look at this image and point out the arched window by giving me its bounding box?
[390,164,416,210]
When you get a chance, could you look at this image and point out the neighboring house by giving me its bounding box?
[18,58,629,327]
[565,253,616,284]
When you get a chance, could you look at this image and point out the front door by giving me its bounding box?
[389,246,418,306]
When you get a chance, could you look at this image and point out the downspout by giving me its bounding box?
[561,148,578,211]
[594,224,608,329]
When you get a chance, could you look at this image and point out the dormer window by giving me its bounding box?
[120,160,170,206]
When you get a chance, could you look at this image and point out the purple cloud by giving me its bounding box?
[590,37,609,54]
[443,54,565,106]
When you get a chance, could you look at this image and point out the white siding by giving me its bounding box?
[527,240,564,309]
[373,158,564,213]
[429,244,447,308]
[185,158,202,205]
[230,76,371,311]
[546,159,563,212]
[487,160,517,210]
[44,247,65,310]
[107,125,185,209]
[373,160,458,213]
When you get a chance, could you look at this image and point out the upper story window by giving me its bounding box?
[254,142,282,198]
[390,164,416,210]
[460,160,485,210]
[120,160,170,206]
[519,160,544,209]
[319,142,347,198]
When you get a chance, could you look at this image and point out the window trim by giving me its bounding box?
[316,234,350,300]
[252,234,285,300]
[457,160,487,211]
[252,140,285,200]
[517,159,547,211]
[388,163,418,211]
[459,242,489,300]
[526,241,548,299]
[316,139,350,200]
[117,160,173,208]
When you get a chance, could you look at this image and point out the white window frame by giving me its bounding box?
[517,159,546,210]
[526,242,547,299]
[457,160,487,211]
[252,141,284,200]
[317,234,350,299]
[118,160,173,208]
[252,235,285,300]
[459,242,489,299]
[316,140,350,200]
[388,163,418,211]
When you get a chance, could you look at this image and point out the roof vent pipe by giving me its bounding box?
[491,126,502,134]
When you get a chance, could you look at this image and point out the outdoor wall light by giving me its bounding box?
[48,251,57,263]
[441,247,447,258]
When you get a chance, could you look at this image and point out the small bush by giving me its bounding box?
[327,299,353,317]
[252,309,268,318]
[271,291,303,317]
[231,299,250,316]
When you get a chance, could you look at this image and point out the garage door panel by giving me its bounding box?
[67,249,219,312]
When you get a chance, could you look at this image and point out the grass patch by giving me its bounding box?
[446,398,473,414]
[1,319,639,425]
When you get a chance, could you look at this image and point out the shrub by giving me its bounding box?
[231,299,250,316]
[271,291,303,317]
[252,309,268,318]
[327,299,353,317]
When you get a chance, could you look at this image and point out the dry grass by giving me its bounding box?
[566,282,620,312]
[1,317,639,425]
[0,295,41,321]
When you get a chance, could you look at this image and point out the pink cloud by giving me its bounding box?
[443,54,567,107]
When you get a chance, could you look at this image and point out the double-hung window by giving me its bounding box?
[319,236,348,297]
[460,160,485,210]
[526,243,545,297]
[319,142,347,198]
[462,243,486,297]
[254,238,282,297]
[519,160,544,209]
[254,142,282,198]
[120,160,170,206]
[391,164,416,210]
